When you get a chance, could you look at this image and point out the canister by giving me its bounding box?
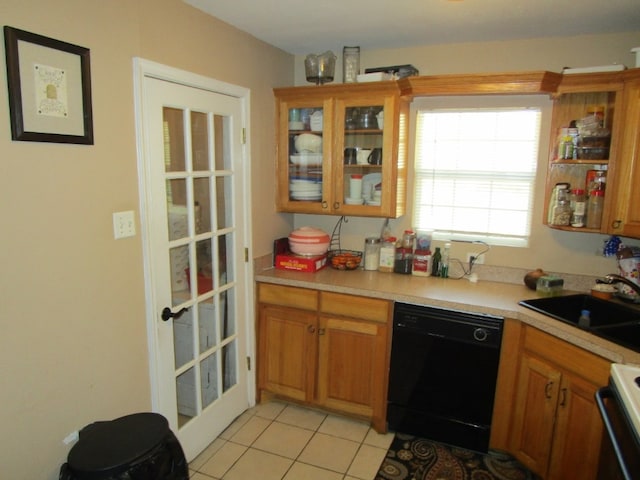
[363,237,381,271]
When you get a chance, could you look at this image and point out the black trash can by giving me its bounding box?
[59,412,188,480]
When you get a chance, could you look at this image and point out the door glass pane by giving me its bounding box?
[167,179,189,241]
[200,353,219,409]
[195,239,213,295]
[343,105,384,206]
[217,233,234,284]
[191,111,209,171]
[198,298,217,354]
[193,177,211,234]
[220,289,235,341]
[288,107,323,203]
[223,340,237,392]
[216,175,233,230]
[213,115,231,171]
[176,367,196,424]
[173,309,194,369]
[163,107,186,172]
[169,245,190,304]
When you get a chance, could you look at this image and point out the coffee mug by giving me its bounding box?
[344,147,357,165]
[357,149,372,165]
[368,148,382,165]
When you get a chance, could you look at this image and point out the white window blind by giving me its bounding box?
[413,108,541,247]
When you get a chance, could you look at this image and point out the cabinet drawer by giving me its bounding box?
[523,326,610,384]
[258,283,318,311]
[320,291,391,323]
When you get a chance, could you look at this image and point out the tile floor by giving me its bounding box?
[188,401,395,480]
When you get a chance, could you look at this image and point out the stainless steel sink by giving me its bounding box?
[519,294,640,352]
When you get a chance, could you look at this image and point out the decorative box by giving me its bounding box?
[275,252,327,272]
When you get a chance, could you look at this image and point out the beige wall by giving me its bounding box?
[294,32,640,276]
[0,1,292,478]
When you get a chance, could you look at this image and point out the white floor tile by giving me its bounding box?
[227,415,272,446]
[189,438,226,471]
[253,421,314,459]
[283,461,344,480]
[223,448,293,480]
[319,414,370,443]
[346,444,388,480]
[276,404,327,431]
[251,400,287,420]
[199,441,247,478]
[218,411,252,440]
[297,432,361,473]
[363,428,395,450]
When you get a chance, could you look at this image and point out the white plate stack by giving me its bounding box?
[290,179,322,201]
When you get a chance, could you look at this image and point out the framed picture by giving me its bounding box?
[3,26,93,144]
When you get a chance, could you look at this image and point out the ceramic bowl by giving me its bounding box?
[288,226,330,256]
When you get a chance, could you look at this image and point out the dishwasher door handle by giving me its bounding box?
[596,387,634,480]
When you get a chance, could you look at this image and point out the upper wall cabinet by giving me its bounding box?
[274,83,409,218]
[543,69,640,239]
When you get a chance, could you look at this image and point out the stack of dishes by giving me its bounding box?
[289,153,323,167]
[290,179,322,201]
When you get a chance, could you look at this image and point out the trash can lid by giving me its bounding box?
[67,412,170,477]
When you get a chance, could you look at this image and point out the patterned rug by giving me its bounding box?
[375,433,539,480]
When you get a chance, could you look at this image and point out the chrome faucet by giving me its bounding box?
[601,274,640,297]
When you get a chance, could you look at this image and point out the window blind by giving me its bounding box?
[413,108,541,247]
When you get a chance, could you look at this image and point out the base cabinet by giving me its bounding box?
[509,326,610,480]
[257,283,392,431]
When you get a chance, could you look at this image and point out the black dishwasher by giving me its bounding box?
[387,302,504,453]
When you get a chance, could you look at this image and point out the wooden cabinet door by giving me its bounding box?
[509,354,562,477]
[316,315,388,431]
[257,304,317,402]
[610,80,640,238]
[547,372,604,480]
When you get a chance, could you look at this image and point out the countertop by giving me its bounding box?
[255,266,640,365]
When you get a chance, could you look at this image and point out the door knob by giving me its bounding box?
[161,306,189,322]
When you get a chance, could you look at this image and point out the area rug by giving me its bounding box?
[375,433,539,480]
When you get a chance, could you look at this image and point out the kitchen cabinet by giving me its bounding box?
[609,76,640,238]
[256,283,391,431]
[544,69,640,238]
[274,83,409,218]
[508,326,610,480]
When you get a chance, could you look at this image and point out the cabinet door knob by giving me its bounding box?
[322,201,328,209]
[612,220,622,229]
[333,202,340,210]
[307,325,316,334]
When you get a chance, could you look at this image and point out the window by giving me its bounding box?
[413,107,541,247]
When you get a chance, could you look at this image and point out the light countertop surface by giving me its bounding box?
[256,266,640,365]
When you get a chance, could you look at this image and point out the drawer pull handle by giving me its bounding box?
[545,381,554,399]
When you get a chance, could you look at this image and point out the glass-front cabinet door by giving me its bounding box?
[276,96,333,214]
[275,84,408,218]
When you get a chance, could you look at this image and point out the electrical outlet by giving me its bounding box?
[467,252,485,265]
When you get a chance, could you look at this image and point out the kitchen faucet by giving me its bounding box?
[600,274,640,297]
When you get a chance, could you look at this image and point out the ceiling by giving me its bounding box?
[184,0,640,56]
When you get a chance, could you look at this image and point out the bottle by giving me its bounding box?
[412,249,432,277]
[394,238,413,274]
[586,190,604,229]
[363,237,381,271]
[378,237,396,272]
[550,187,571,226]
[431,247,442,277]
[570,188,586,227]
[547,183,570,224]
[578,310,591,328]
[440,242,451,278]
[557,127,573,160]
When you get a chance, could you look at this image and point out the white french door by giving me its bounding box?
[134,59,253,461]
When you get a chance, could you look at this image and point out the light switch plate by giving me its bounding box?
[113,210,136,239]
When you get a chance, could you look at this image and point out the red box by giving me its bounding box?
[275,252,327,272]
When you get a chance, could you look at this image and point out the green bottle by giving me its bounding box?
[431,247,441,277]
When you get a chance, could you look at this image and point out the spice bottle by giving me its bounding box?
[586,190,604,229]
[570,189,586,227]
[412,249,432,277]
[378,237,396,272]
[550,187,571,226]
[363,237,381,271]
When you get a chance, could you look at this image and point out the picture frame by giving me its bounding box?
[3,26,93,144]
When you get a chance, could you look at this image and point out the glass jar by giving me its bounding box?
[343,46,360,83]
[587,190,605,229]
[379,237,396,272]
[363,237,381,271]
[570,189,586,227]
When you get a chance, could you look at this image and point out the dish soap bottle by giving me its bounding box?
[578,310,591,329]
[440,242,451,278]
